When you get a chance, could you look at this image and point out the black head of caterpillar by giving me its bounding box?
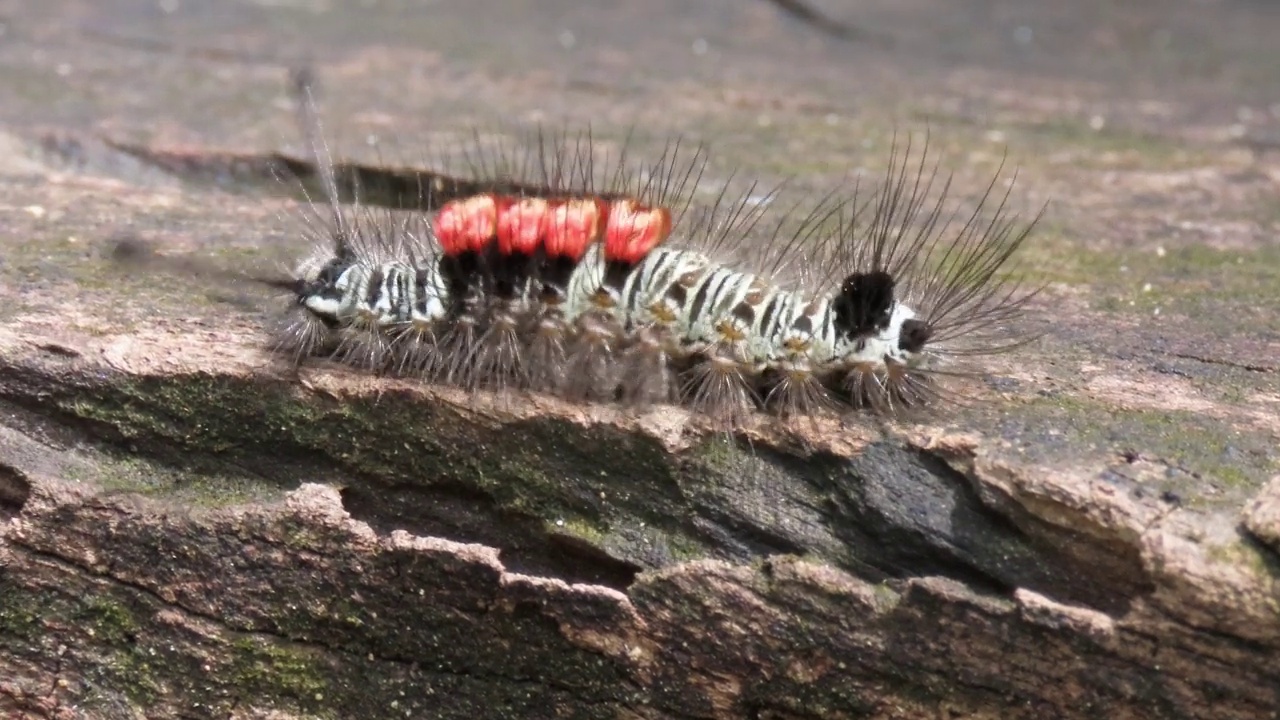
[803,133,1044,415]
[832,270,898,338]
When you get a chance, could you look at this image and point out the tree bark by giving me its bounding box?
[2,1,1279,718]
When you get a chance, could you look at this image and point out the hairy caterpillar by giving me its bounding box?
[115,72,1042,425]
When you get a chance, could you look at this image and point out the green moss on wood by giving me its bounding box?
[77,596,140,644]
[0,586,45,643]
[228,637,332,715]
[1017,394,1278,500]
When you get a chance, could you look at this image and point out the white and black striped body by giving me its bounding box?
[288,231,932,417]
[275,116,1034,418]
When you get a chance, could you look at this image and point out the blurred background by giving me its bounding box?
[4,0,1279,160]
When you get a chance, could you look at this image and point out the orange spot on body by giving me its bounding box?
[436,195,498,256]
[590,289,617,309]
[603,199,670,265]
[715,320,747,343]
[496,197,550,256]
[546,198,605,260]
[647,301,678,323]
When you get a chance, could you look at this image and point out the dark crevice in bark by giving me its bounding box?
[339,483,642,591]
[831,443,1154,614]
[0,463,32,519]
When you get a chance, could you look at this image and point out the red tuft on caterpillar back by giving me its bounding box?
[545,198,606,261]
[603,199,672,265]
[496,197,550,256]
[437,194,499,256]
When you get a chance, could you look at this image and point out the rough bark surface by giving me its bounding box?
[2,1,1279,718]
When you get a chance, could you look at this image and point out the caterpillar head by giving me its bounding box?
[831,270,934,368]
[293,252,338,286]
[293,253,351,321]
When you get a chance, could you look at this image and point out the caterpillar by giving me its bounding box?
[114,72,1042,425]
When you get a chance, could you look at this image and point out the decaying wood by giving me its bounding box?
[2,1,1279,718]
